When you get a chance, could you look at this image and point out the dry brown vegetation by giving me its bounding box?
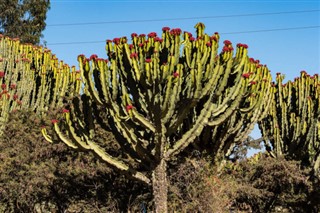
[0,110,319,212]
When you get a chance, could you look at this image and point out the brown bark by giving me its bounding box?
[152,158,168,213]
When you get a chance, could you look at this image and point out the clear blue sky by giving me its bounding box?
[42,0,319,141]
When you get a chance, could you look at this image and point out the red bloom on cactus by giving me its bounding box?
[139,34,146,37]
[113,38,120,45]
[170,28,182,36]
[210,36,217,41]
[222,46,230,52]
[189,37,195,41]
[223,40,232,45]
[130,53,138,59]
[51,119,59,124]
[126,105,133,112]
[145,58,152,63]
[10,84,16,89]
[106,39,112,43]
[90,54,98,60]
[154,37,163,42]
[1,84,6,90]
[300,70,307,75]
[131,33,138,38]
[243,44,248,49]
[139,43,144,47]
[0,71,5,78]
[148,32,157,38]
[62,109,69,113]
[129,44,134,49]
[162,27,170,31]
[250,81,256,85]
[206,42,212,47]
[214,32,219,35]
[13,94,18,100]
[242,73,250,78]
[173,72,179,78]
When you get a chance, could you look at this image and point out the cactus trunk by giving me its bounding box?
[152,158,168,213]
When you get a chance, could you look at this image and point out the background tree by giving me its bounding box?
[0,0,50,44]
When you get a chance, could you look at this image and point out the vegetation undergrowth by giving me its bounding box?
[0,110,319,212]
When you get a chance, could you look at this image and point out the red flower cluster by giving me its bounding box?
[131,33,138,38]
[51,119,59,124]
[13,94,18,100]
[250,81,257,85]
[210,35,218,42]
[126,105,133,112]
[222,46,234,52]
[154,37,163,43]
[170,28,182,36]
[237,43,249,49]
[223,40,232,45]
[113,38,121,45]
[62,109,70,113]
[148,32,157,38]
[10,84,16,89]
[1,84,6,90]
[173,72,179,78]
[162,27,170,32]
[130,53,138,59]
[90,54,98,60]
[242,73,251,78]
[145,58,152,63]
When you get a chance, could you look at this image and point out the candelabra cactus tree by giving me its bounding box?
[43,23,265,212]
[259,71,320,175]
[0,34,77,135]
